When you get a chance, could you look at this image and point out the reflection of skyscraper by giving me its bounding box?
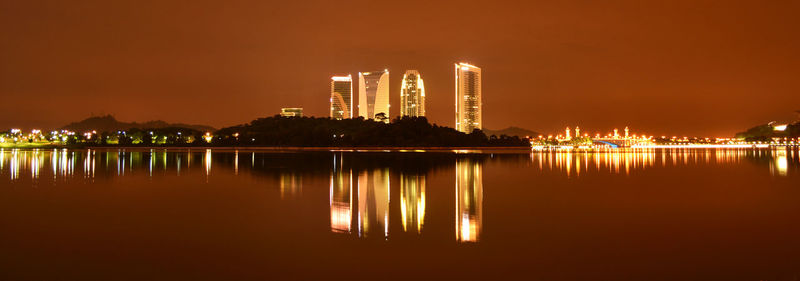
[456,158,482,242]
[331,75,353,120]
[279,172,302,199]
[330,154,352,233]
[400,173,426,233]
[455,63,482,133]
[358,70,390,123]
[400,70,425,117]
[358,168,390,238]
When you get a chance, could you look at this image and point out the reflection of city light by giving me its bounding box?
[330,155,352,233]
[456,158,482,242]
[358,168,389,238]
[31,150,41,179]
[204,149,212,177]
[400,173,426,233]
[280,172,302,199]
[776,150,788,176]
[10,149,19,180]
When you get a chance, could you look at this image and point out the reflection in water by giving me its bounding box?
[773,149,788,177]
[1,147,799,245]
[330,154,352,233]
[400,173,426,233]
[3,148,796,182]
[358,168,390,238]
[456,158,483,242]
[280,172,302,199]
[204,149,212,177]
[10,149,18,180]
[530,148,800,177]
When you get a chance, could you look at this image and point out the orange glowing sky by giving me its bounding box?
[1,0,799,136]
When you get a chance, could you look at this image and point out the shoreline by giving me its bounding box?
[1,145,534,152]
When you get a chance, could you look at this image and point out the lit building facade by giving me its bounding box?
[358,70,390,123]
[330,75,353,120]
[280,108,303,117]
[358,168,390,238]
[456,157,482,242]
[400,173,426,233]
[400,70,425,117]
[455,63,482,133]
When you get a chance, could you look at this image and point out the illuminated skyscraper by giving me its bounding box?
[330,154,352,233]
[358,70,390,123]
[455,63,482,133]
[330,75,353,120]
[400,70,425,117]
[456,157,482,242]
[358,168,390,238]
[400,173,426,233]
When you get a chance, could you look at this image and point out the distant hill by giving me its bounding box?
[61,115,215,133]
[483,126,538,138]
[735,121,799,140]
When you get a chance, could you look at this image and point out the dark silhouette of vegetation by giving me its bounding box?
[8,116,529,148]
[483,126,539,138]
[214,116,530,147]
[735,121,800,141]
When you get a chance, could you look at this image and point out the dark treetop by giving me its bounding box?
[214,116,529,147]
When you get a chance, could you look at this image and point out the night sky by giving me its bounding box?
[1,0,799,136]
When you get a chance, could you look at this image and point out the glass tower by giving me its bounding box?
[330,75,353,120]
[358,70,390,123]
[400,70,425,117]
[455,63,482,133]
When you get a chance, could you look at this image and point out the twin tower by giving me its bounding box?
[330,63,482,133]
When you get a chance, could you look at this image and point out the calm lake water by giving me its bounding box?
[1,148,799,280]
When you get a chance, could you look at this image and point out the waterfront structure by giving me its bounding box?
[358,168,390,238]
[280,108,303,117]
[455,63,482,133]
[330,154,352,233]
[456,157,483,242]
[358,70,390,123]
[400,172,426,233]
[400,70,425,117]
[330,75,353,120]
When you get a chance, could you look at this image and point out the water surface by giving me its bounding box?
[1,148,799,280]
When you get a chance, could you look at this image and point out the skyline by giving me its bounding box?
[3,1,800,279]
[2,1,800,136]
